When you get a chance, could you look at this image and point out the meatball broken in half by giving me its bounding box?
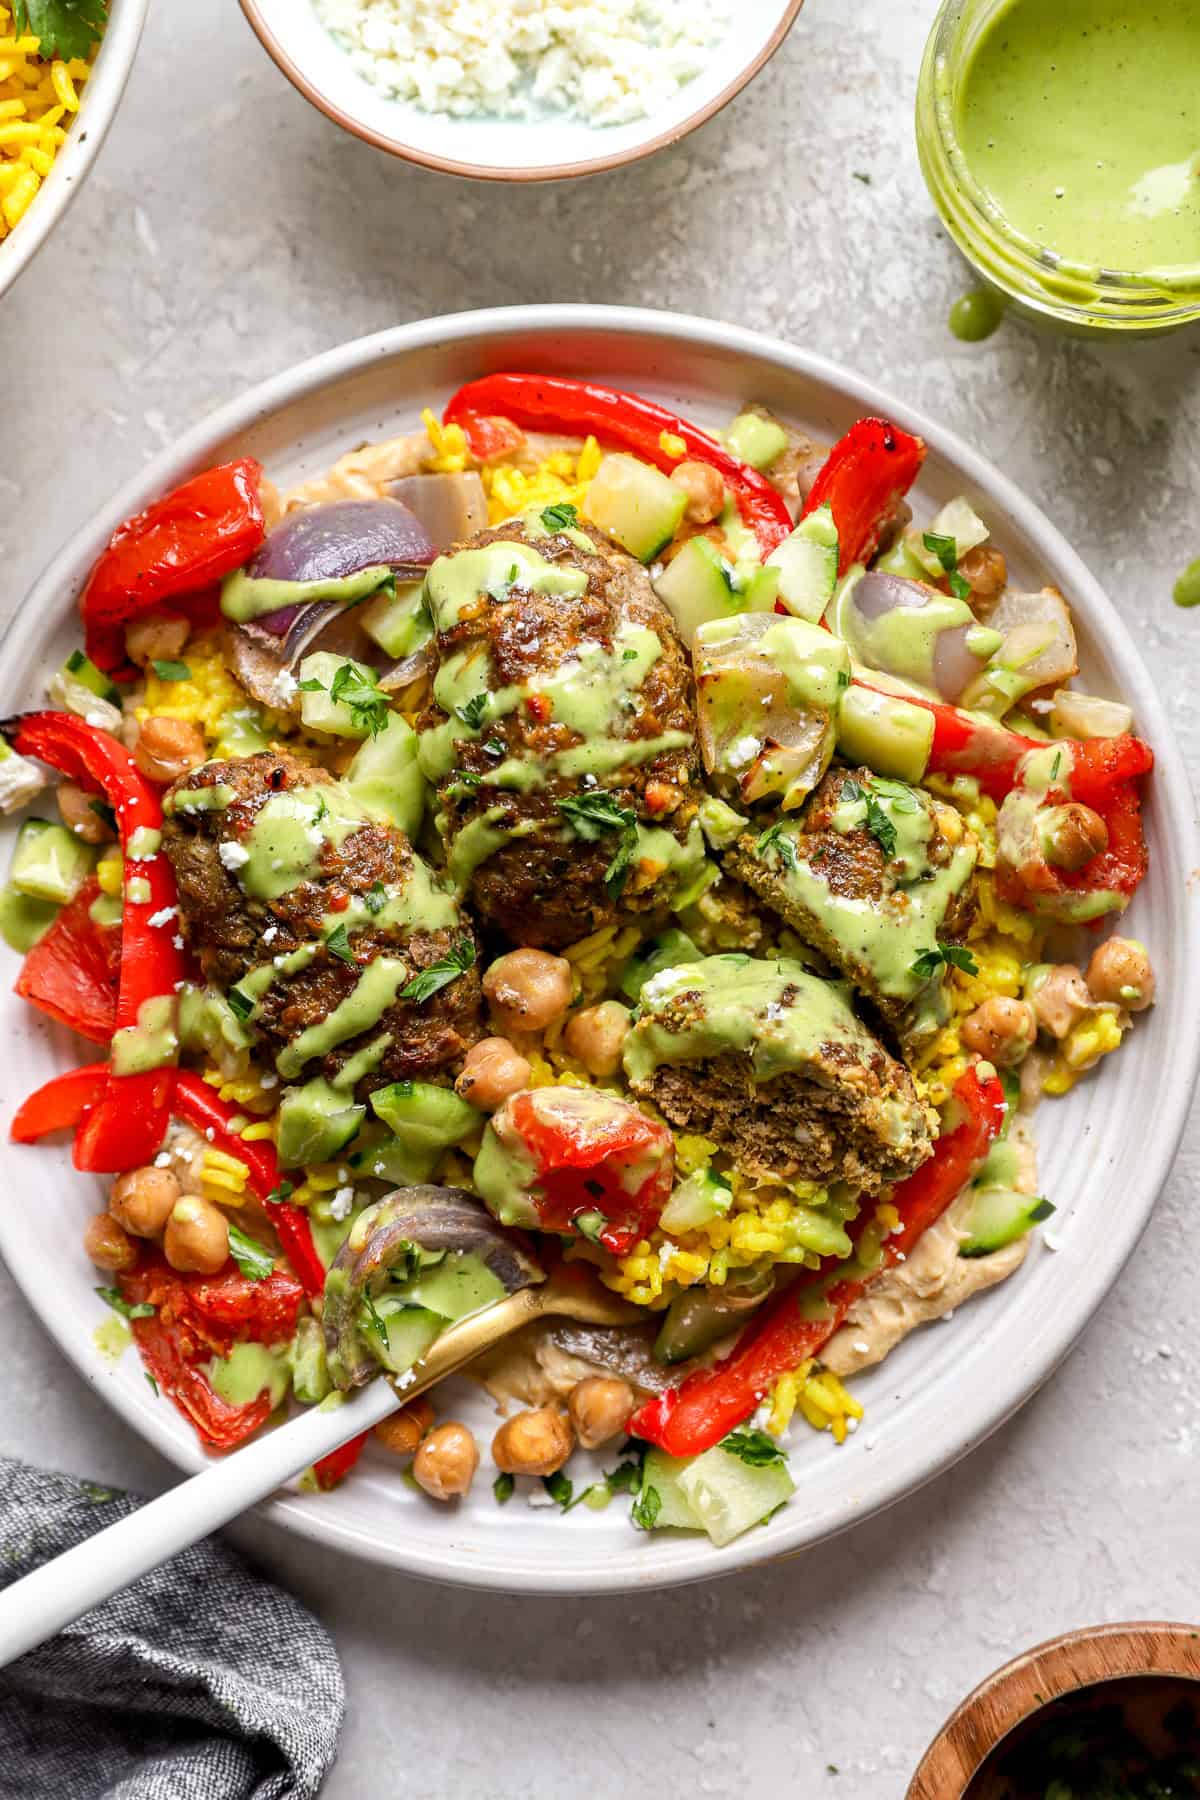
[623,953,934,1189]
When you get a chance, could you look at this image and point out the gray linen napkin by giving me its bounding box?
[0,1458,344,1799]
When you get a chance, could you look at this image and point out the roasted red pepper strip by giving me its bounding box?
[443,374,793,556]
[15,876,121,1043]
[312,1432,370,1491]
[10,1062,107,1142]
[80,459,264,674]
[456,413,526,462]
[630,1067,1006,1456]
[172,1071,327,1301]
[9,713,185,1172]
[801,417,927,574]
[993,736,1154,918]
[122,1251,304,1357]
[127,1310,274,1450]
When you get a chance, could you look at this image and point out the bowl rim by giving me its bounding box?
[0,0,149,301]
[5,303,1199,1595]
[237,0,805,181]
[906,1620,1200,1795]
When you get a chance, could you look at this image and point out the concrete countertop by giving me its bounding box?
[3,0,1199,1792]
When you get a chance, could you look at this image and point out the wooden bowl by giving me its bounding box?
[907,1622,1200,1797]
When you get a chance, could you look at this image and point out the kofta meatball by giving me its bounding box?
[162,751,481,1096]
[416,517,702,949]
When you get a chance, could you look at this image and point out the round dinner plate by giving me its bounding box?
[2,306,1196,1595]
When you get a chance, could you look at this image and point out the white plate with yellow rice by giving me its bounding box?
[1,305,1196,1594]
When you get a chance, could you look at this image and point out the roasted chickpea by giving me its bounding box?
[374,1397,435,1457]
[163,1196,229,1274]
[1086,937,1155,1012]
[57,781,114,845]
[1038,802,1109,872]
[109,1164,180,1237]
[455,1037,531,1111]
[483,948,573,1036]
[563,1001,631,1079]
[960,996,1037,1067]
[1027,964,1092,1040]
[492,1405,575,1477]
[670,460,725,524]
[958,544,1008,601]
[134,716,207,785]
[124,613,190,668]
[413,1422,479,1500]
[84,1212,138,1274]
[567,1377,635,1450]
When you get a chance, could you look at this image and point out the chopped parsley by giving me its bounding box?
[227,985,255,1021]
[95,1286,154,1321]
[361,1291,390,1349]
[922,530,972,602]
[837,669,850,690]
[622,648,639,662]
[721,1428,785,1468]
[451,768,482,789]
[399,935,476,1004]
[145,1373,159,1395]
[324,923,357,966]
[89,798,117,832]
[493,1472,515,1505]
[482,736,505,758]
[542,1471,574,1510]
[328,661,390,737]
[910,941,979,980]
[604,1459,643,1495]
[227,1223,275,1283]
[540,501,579,533]
[557,790,640,897]
[755,820,800,870]
[151,658,192,683]
[365,882,388,915]
[267,1180,294,1205]
[852,171,871,185]
[13,0,108,60]
[455,693,490,732]
[631,1484,662,1531]
[1050,751,1063,781]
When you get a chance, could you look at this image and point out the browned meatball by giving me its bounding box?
[417,519,702,949]
[163,752,481,1095]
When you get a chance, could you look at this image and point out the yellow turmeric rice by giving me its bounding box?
[0,4,95,240]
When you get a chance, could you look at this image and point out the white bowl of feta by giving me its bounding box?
[239,0,805,180]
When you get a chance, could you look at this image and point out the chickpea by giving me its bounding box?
[83,1212,138,1274]
[134,716,207,785]
[960,996,1037,1068]
[1027,964,1092,1040]
[958,544,1008,601]
[563,1001,631,1079]
[57,780,114,845]
[1038,803,1109,873]
[567,1377,635,1450]
[163,1196,229,1275]
[1086,937,1155,1013]
[109,1164,181,1238]
[412,1421,479,1501]
[670,459,725,525]
[455,1037,531,1111]
[124,613,190,668]
[374,1397,435,1456]
[483,948,573,1036]
[492,1405,575,1478]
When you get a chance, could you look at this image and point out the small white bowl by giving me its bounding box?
[240,0,804,181]
[0,0,149,302]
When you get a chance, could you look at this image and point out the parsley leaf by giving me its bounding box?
[1050,751,1063,781]
[13,0,107,60]
[145,1373,159,1395]
[95,1286,154,1321]
[324,923,357,965]
[558,791,640,897]
[482,736,504,758]
[227,1223,275,1283]
[328,662,389,737]
[540,501,579,533]
[604,1460,643,1495]
[543,1471,574,1510]
[361,1291,390,1349]
[452,768,482,789]
[399,935,476,1004]
[267,1181,294,1204]
[89,798,117,831]
[227,985,255,1021]
[455,693,489,732]
[721,1428,785,1468]
[863,793,897,860]
[365,882,388,915]
[493,1472,514,1505]
[631,1484,662,1531]
[755,820,800,870]
[151,659,192,683]
[923,530,972,601]
[910,941,979,980]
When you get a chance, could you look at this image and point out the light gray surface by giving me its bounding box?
[3,0,1199,1793]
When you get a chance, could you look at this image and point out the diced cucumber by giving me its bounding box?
[725,410,788,471]
[641,1448,705,1531]
[346,712,428,840]
[619,928,702,1002]
[177,983,256,1060]
[582,454,687,562]
[911,496,989,578]
[0,741,47,814]
[347,1133,440,1188]
[399,1251,507,1323]
[291,1316,332,1405]
[362,580,433,660]
[766,504,840,623]
[960,1186,1055,1257]
[369,1080,480,1154]
[835,685,934,784]
[660,1168,732,1235]
[677,1443,795,1547]
[214,705,272,758]
[297,652,386,739]
[361,1299,443,1377]
[277,1077,365,1168]
[62,649,121,706]
[653,536,776,648]
[48,652,123,732]
[11,818,96,905]
[0,883,59,952]
[874,537,931,582]
[697,795,749,851]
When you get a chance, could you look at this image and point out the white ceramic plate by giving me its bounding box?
[0,0,148,302]
[2,306,1196,1595]
[240,0,803,180]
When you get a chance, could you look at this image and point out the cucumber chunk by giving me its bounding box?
[48,651,124,732]
[369,1080,480,1154]
[960,1186,1055,1257]
[361,1299,443,1377]
[677,1443,795,1547]
[766,505,840,623]
[583,454,687,562]
[297,652,387,739]
[291,1316,332,1405]
[345,712,428,840]
[0,883,59,952]
[11,818,96,905]
[362,580,433,660]
[277,1077,365,1168]
[725,411,788,471]
[640,1448,704,1530]
[0,741,47,814]
[659,1168,732,1235]
[347,1133,439,1188]
[618,928,702,1002]
[399,1251,507,1323]
[653,536,777,647]
[835,684,934,784]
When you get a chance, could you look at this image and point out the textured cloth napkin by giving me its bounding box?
[0,1458,344,1799]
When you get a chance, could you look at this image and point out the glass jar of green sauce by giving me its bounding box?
[917,0,1200,335]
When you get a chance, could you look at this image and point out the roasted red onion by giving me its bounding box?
[248,498,434,590]
[841,571,993,704]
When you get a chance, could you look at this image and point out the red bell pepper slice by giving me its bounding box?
[9,713,186,1172]
[801,417,927,575]
[172,1070,327,1301]
[993,735,1153,918]
[122,1251,304,1358]
[456,413,527,462]
[443,374,794,557]
[14,876,121,1044]
[630,1066,1006,1457]
[80,459,265,675]
[312,1432,370,1491]
[10,1062,107,1142]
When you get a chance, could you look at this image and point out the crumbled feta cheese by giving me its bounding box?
[269,670,298,706]
[147,906,177,928]
[218,840,251,871]
[330,1186,355,1221]
[526,1484,557,1509]
[154,1152,172,1168]
[0,748,47,812]
[173,934,185,949]
[260,1073,279,1089]
[262,925,278,945]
